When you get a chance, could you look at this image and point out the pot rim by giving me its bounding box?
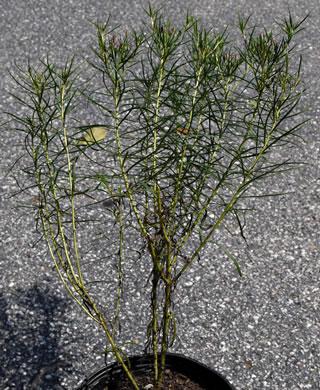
[78,352,235,390]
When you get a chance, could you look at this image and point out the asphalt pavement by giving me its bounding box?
[0,0,319,389]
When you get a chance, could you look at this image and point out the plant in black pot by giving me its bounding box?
[7,4,307,389]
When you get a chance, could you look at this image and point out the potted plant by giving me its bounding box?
[7,3,308,389]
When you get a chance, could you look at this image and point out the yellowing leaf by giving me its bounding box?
[77,126,107,145]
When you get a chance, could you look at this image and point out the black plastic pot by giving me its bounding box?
[78,353,235,389]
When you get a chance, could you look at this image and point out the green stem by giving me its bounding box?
[156,276,172,390]
[173,106,280,283]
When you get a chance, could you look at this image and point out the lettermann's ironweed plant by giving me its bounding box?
[7,4,308,389]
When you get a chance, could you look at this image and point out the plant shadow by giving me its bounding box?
[0,284,73,389]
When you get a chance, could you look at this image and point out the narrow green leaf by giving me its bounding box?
[213,241,242,277]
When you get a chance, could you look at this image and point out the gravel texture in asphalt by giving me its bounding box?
[0,0,319,389]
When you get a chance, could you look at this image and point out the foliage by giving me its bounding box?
[7,4,307,389]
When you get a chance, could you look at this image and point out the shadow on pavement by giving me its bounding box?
[0,284,73,389]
